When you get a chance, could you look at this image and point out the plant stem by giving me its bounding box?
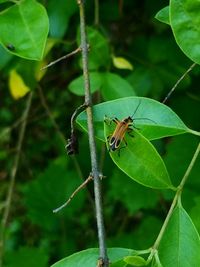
[0,92,33,267]
[77,0,109,265]
[152,142,200,251]
[94,0,99,26]
[162,63,196,103]
[41,47,81,70]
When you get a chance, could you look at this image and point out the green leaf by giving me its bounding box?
[159,203,200,267]
[108,169,160,214]
[5,247,48,267]
[22,158,85,231]
[104,125,172,189]
[51,248,135,267]
[0,0,49,60]
[48,0,77,38]
[112,56,134,70]
[77,97,191,142]
[68,72,102,95]
[155,6,170,25]
[100,73,135,100]
[170,0,200,64]
[124,256,147,266]
[68,72,135,100]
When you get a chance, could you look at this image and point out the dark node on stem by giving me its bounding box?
[66,131,79,155]
[6,43,15,51]
[66,103,88,156]
[97,257,110,267]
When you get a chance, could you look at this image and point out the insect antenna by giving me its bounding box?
[130,99,142,118]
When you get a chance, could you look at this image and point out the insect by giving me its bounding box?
[106,101,154,155]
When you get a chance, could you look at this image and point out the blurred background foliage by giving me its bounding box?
[0,0,200,266]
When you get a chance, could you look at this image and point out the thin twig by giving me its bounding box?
[38,85,66,144]
[162,63,196,103]
[41,47,81,70]
[77,0,109,266]
[94,0,99,26]
[0,92,33,267]
[53,174,93,213]
[38,86,94,205]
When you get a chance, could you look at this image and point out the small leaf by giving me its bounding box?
[100,73,135,100]
[159,203,200,267]
[68,72,102,95]
[0,0,49,60]
[112,56,134,70]
[9,69,30,100]
[124,256,147,266]
[170,0,200,64]
[155,6,170,25]
[77,97,191,142]
[104,125,172,189]
[51,248,135,267]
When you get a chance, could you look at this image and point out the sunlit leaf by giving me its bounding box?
[112,56,133,70]
[9,69,30,100]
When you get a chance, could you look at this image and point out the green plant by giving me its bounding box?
[0,1,200,267]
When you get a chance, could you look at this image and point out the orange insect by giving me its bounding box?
[106,101,154,155]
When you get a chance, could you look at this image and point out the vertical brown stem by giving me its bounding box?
[77,0,109,265]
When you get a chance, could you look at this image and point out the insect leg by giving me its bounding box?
[104,116,120,125]
[127,127,134,137]
[117,138,127,157]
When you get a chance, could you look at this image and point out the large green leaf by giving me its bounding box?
[170,0,200,64]
[104,125,172,189]
[77,97,191,142]
[0,0,49,60]
[159,203,200,267]
[51,248,135,267]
